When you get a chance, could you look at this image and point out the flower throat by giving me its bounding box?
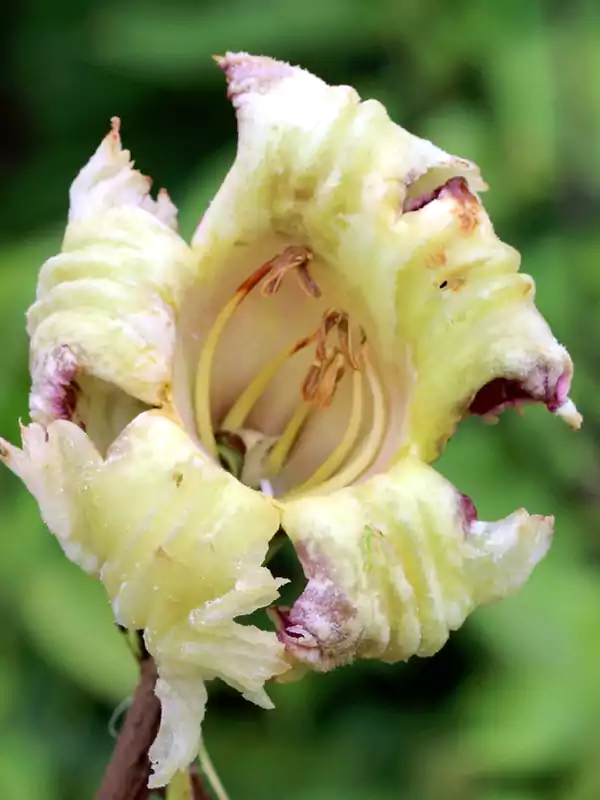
[193,246,386,497]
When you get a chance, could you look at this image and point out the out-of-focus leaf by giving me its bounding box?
[19,557,137,703]
[178,145,235,241]
[0,732,59,800]
[93,0,373,84]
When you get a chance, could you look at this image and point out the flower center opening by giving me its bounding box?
[192,246,387,497]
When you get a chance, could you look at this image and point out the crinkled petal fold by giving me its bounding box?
[0,411,288,786]
[278,458,552,671]
[193,54,484,353]
[192,54,579,463]
[28,118,199,426]
[391,179,581,460]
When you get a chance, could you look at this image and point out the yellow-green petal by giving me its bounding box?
[28,119,199,426]
[192,54,579,467]
[279,458,551,670]
[391,180,581,461]
[0,411,287,786]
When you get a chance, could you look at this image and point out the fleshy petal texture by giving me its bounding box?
[279,458,552,671]
[193,54,484,353]
[28,119,199,426]
[391,178,581,461]
[193,54,579,464]
[0,412,287,786]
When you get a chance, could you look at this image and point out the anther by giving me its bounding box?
[338,316,366,370]
[302,347,346,409]
[295,349,386,497]
[260,246,320,298]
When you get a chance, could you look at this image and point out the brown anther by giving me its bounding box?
[302,349,347,409]
[301,310,365,408]
[315,309,343,363]
[316,350,347,409]
[260,246,321,298]
[301,364,322,403]
[338,317,366,370]
[296,261,322,298]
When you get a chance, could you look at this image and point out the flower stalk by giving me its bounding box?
[97,638,215,800]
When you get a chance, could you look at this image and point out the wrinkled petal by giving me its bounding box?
[149,673,207,790]
[193,53,484,356]
[0,411,288,785]
[392,178,581,461]
[192,54,579,468]
[278,458,552,671]
[29,118,199,427]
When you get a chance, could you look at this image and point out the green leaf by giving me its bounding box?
[19,556,137,703]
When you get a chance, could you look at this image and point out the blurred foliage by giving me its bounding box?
[1,0,600,798]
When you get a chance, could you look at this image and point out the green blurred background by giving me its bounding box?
[2,1,600,798]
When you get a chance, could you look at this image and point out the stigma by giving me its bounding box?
[193,246,387,497]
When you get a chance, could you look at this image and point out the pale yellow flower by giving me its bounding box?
[0,53,580,786]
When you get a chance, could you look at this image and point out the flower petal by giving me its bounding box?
[193,53,484,357]
[278,458,551,671]
[192,54,579,467]
[392,177,581,460]
[29,119,199,425]
[0,411,287,785]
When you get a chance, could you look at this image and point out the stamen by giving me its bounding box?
[287,366,364,496]
[338,317,366,369]
[194,246,320,457]
[260,479,275,496]
[221,309,341,432]
[221,332,317,432]
[301,310,347,408]
[260,246,319,298]
[303,350,346,409]
[297,350,386,496]
[264,403,312,477]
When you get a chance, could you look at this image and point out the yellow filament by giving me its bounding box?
[301,355,386,496]
[198,737,230,800]
[166,770,192,800]
[286,368,364,497]
[222,340,312,432]
[265,403,312,477]
[194,295,241,457]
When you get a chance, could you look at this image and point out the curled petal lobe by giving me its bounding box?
[0,412,287,786]
[279,459,552,671]
[29,120,199,426]
[69,116,178,227]
[149,674,208,790]
[392,178,581,459]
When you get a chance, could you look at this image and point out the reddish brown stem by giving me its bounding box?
[96,651,161,800]
[96,641,210,800]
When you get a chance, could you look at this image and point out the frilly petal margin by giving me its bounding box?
[276,458,552,671]
[0,411,288,786]
[28,118,199,425]
[391,177,581,461]
[192,54,580,465]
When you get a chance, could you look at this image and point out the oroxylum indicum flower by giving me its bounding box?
[0,53,581,788]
